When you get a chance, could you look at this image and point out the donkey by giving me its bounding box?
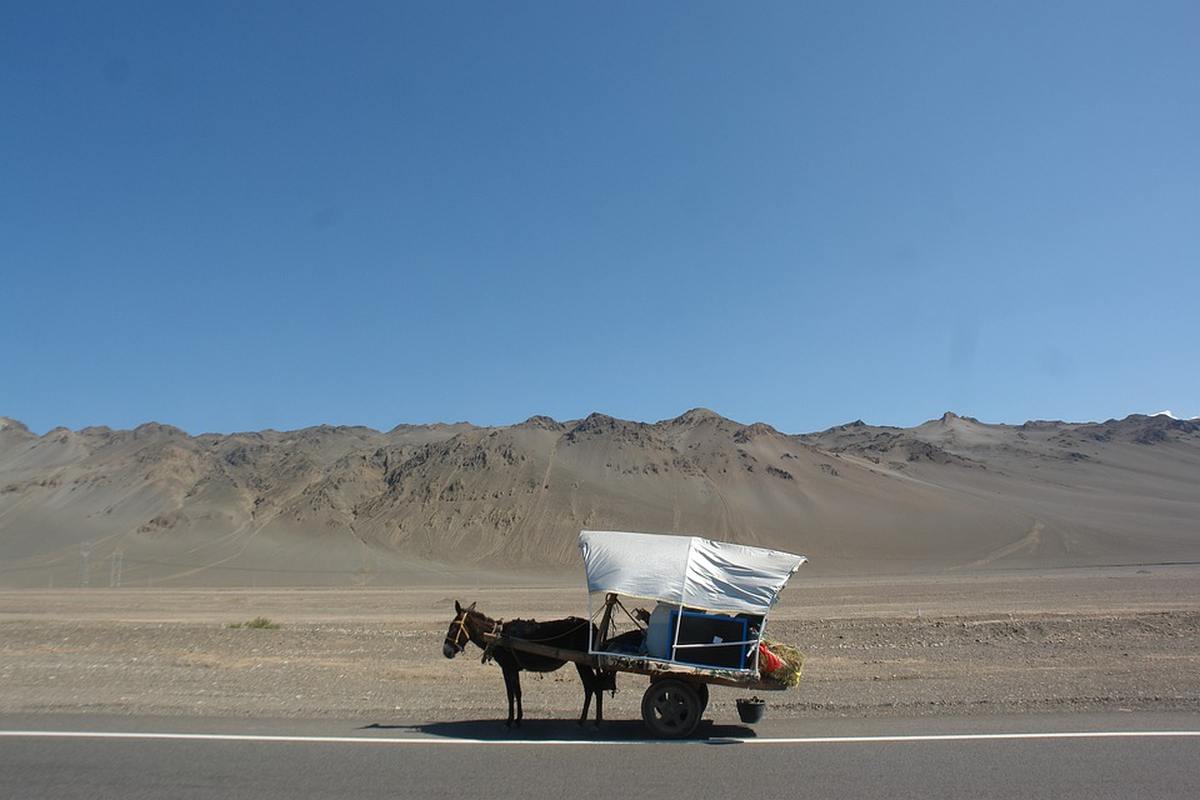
[442,601,613,728]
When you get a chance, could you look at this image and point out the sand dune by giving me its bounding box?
[1,410,1198,586]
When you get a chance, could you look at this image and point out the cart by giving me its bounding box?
[483,529,807,737]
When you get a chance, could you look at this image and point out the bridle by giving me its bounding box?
[445,610,504,658]
[444,612,471,654]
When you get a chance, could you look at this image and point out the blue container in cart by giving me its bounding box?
[668,610,749,669]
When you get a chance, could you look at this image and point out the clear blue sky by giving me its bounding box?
[3,2,1198,435]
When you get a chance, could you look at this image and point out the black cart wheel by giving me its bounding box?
[641,679,702,738]
[696,683,710,715]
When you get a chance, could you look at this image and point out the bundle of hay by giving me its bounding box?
[761,639,805,687]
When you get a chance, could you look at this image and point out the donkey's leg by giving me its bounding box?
[595,671,605,725]
[501,666,516,728]
[513,670,523,727]
[575,664,594,726]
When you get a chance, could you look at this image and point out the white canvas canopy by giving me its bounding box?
[578,530,807,616]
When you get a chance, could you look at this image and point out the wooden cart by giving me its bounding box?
[480,527,806,734]
[483,583,796,739]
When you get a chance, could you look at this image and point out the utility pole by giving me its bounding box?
[109,550,124,588]
[79,542,93,588]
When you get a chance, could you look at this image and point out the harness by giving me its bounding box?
[447,612,616,695]
[480,618,593,667]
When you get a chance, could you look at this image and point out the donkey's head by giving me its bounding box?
[443,600,477,659]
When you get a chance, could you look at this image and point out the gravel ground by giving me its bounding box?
[2,569,1198,725]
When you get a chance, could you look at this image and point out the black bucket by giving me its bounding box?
[736,697,766,724]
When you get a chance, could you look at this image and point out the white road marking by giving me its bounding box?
[739,731,1200,744]
[0,730,1198,746]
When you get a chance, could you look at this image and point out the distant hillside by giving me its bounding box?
[1,410,1198,586]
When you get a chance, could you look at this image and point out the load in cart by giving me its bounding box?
[445,529,807,738]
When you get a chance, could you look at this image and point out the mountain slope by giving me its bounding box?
[2,410,1198,586]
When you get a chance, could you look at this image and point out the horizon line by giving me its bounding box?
[3,407,1196,440]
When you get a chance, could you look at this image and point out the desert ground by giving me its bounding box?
[5,411,1197,729]
[3,565,1198,726]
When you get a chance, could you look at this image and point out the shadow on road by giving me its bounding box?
[360,718,756,742]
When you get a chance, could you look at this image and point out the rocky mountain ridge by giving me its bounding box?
[2,409,1198,586]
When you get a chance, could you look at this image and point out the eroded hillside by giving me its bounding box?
[1,410,1198,586]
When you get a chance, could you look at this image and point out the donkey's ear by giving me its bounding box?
[454,600,463,614]
[467,602,477,612]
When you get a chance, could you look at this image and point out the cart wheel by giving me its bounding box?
[641,680,702,738]
[696,683,710,715]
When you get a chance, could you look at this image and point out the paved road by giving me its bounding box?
[2,712,1197,800]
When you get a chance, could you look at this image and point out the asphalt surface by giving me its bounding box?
[1,712,1198,800]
